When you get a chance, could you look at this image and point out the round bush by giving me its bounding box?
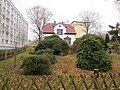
[34,41,46,52]
[53,43,62,55]
[44,35,61,40]
[22,55,51,75]
[76,38,112,72]
[73,34,105,52]
[35,48,54,55]
[61,40,69,55]
[42,53,57,64]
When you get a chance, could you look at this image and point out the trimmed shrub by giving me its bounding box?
[44,35,61,40]
[61,40,69,55]
[35,49,57,64]
[41,53,57,64]
[35,49,54,55]
[22,55,51,75]
[19,54,30,61]
[73,34,105,52]
[76,37,112,72]
[53,43,62,55]
[34,41,46,52]
[35,35,69,55]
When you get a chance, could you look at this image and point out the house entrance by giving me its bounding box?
[64,36,71,45]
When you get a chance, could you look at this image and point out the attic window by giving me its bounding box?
[57,29,63,35]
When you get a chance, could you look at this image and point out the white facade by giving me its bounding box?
[43,23,76,45]
[0,0,28,49]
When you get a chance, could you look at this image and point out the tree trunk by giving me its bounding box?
[38,35,41,41]
[86,27,89,34]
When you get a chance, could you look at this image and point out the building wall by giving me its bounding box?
[0,0,28,49]
[43,34,76,45]
[71,21,86,38]
[118,26,120,36]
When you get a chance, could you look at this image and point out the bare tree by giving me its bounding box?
[115,0,120,12]
[27,5,53,41]
[79,10,101,34]
[0,16,2,36]
[0,5,2,37]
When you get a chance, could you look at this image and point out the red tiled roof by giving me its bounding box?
[64,24,76,33]
[43,23,76,34]
[43,23,54,33]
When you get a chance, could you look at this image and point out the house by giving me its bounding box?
[117,24,120,36]
[42,21,76,45]
[71,21,86,38]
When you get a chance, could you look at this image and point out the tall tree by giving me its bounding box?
[79,10,101,34]
[104,33,110,50]
[108,25,118,42]
[27,5,53,41]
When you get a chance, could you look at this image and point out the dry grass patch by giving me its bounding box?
[51,54,93,76]
[51,53,120,76]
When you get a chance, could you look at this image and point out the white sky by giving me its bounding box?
[11,0,120,40]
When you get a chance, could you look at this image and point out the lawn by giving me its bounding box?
[0,47,120,77]
[0,47,120,89]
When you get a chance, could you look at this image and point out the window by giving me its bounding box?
[2,39,4,43]
[6,25,9,30]
[6,31,8,36]
[11,21,13,26]
[10,34,12,39]
[10,41,12,44]
[6,40,8,43]
[57,29,63,35]
[3,7,5,12]
[64,36,71,45]
[7,10,10,15]
[2,23,5,28]
[7,2,10,9]
[2,31,4,36]
[6,17,9,23]
[11,14,13,19]
[4,0,6,3]
[3,15,5,19]
[11,8,13,13]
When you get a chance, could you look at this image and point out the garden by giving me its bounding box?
[0,34,120,89]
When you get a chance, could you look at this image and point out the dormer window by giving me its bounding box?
[57,29,63,35]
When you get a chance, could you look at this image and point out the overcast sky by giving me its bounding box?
[11,0,120,40]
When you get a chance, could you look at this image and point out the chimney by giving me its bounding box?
[54,21,56,24]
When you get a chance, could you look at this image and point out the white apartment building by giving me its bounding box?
[0,0,28,50]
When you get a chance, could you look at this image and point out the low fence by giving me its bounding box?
[0,47,27,60]
[0,73,120,90]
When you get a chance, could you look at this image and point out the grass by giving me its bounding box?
[0,48,120,89]
[0,47,33,77]
[0,47,120,77]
